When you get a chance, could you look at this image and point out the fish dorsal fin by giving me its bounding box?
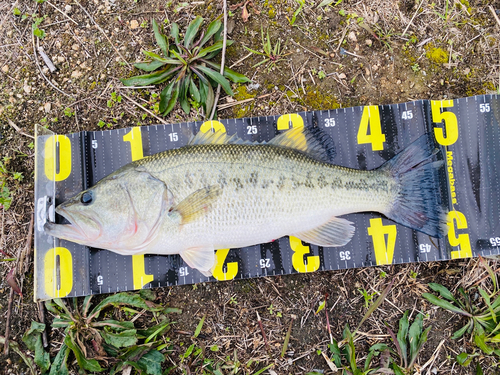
[189,130,252,146]
[269,126,336,163]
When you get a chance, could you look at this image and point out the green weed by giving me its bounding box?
[243,27,291,72]
[121,17,249,116]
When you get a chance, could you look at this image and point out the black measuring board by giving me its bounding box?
[33,95,500,301]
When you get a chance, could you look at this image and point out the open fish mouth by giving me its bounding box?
[44,206,96,243]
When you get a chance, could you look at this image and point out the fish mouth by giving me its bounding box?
[44,206,99,243]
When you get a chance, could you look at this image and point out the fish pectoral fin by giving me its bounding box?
[168,185,222,225]
[180,247,215,276]
[294,217,355,247]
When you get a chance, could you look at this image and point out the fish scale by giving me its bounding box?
[45,127,448,276]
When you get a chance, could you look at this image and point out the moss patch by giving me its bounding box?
[426,47,448,64]
[299,88,340,110]
[232,85,256,118]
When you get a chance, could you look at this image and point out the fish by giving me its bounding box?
[44,127,448,276]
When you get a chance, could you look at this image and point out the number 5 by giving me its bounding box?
[431,100,458,146]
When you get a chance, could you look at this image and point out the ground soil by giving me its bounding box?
[1,0,500,374]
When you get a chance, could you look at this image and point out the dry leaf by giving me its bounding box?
[242,2,250,22]
[7,268,22,296]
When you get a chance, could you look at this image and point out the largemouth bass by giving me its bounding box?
[44,127,448,276]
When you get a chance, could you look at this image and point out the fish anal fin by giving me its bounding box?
[180,247,215,276]
[294,217,355,247]
[269,126,336,163]
[169,185,222,225]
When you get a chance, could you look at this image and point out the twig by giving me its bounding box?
[120,92,166,123]
[38,302,48,348]
[32,33,72,97]
[74,0,132,69]
[209,0,228,120]
[8,119,35,139]
[45,1,78,25]
[256,311,271,357]
[3,288,14,355]
[229,51,253,68]
[37,47,57,72]
[281,315,295,358]
[402,0,426,36]
[217,93,272,110]
[489,5,500,28]
[421,339,446,374]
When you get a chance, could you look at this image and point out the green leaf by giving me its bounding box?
[355,279,394,333]
[204,78,215,115]
[476,363,484,375]
[195,65,233,96]
[452,321,472,339]
[194,314,206,338]
[456,352,476,367]
[101,329,138,348]
[328,341,342,367]
[139,320,171,343]
[121,66,179,86]
[392,364,406,375]
[189,78,201,103]
[139,288,157,301]
[201,61,250,83]
[428,283,457,302]
[22,321,50,373]
[179,76,191,114]
[163,81,180,115]
[92,319,135,331]
[408,313,423,358]
[396,311,409,367]
[142,51,181,64]
[159,81,175,113]
[196,40,225,59]
[474,333,494,355]
[49,343,70,375]
[152,19,169,56]
[479,287,496,323]
[88,292,160,321]
[181,343,195,359]
[422,293,471,316]
[169,49,186,64]
[64,333,103,372]
[199,18,222,48]
[171,23,179,44]
[316,300,326,315]
[184,16,204,48]
[138,349,165,375]
[134,60,167,72]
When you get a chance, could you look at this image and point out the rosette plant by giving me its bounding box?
[121,16,250,115]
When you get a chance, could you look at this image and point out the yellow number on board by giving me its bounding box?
[44,135,72,181]
[200,120,226,133]
[123,127,144,161]
[448,211,472,259]
[44,247,73,298]
[357,106,385,151]
[431,100,458,146]
[212,249,238,280]
[123,127,154,289]
[291,236,320,273]
[367,218,397,265]
[277,113,304,130]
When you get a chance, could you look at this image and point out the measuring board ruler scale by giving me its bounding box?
[33,95,500,301]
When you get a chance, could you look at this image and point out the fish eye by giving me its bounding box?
[81,191,93,205]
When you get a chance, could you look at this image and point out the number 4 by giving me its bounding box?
[357,106,385,151]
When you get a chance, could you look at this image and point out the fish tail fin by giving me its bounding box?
[379,134,448,238]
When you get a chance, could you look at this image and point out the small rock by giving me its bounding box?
[44,103,51,113]
[372,65,379,71]
[57,56,65,62]
[396,80,401,85]
[23,84,31,94]
[71,70,83,78]
[72,43,79,51]
[348,31,357,42]
[65,4,72,13]
[365,39,373,47]
[1,65,8,73]
[365,67,370,76]
[130,20,139,29]
[463,67,470,75]
[55,41,62,48]
[338,73,346,79]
